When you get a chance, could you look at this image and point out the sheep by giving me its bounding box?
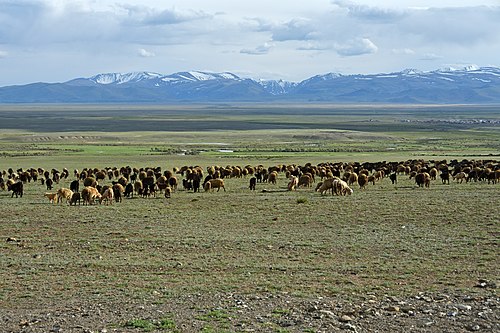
[164,186,172,198]
[57,188,73,204]
[389,173,397,184]
[124,183,134,198]
[335,179,354,196]
[203,181,212,192]
[112,183,124,203]
[415,172,431,188]
[315,181,324,192]
[81,186,101,205]
[440,171,450,184]
[45,178,54,190]
[182,179,193,191]
[249,177,257,191]
[429,168,438,180]
[83,176,97,188]
[347,172,358,186]
[298,174,313,188]
[453,172,467,184]
[69,192,81,206]
[267,171,278,185]
[168,176,178,190]
[70,180,79,193]
[316,177,337,195]
[207,178,226,192]
[134,180,143,196]
[287,176,299,191]
[44,192,58,204]
[358,174,368,190]
[192,175,201,193]
[100,187,114,205]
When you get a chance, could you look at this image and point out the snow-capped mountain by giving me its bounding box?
[1,67,499,103]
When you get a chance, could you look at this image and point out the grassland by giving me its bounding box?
[0,104,498,332]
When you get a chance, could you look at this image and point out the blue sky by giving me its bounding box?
[0,0,499,86]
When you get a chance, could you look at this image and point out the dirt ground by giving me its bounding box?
[2,287,498,333]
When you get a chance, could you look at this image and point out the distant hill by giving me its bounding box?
[1,66,500,103]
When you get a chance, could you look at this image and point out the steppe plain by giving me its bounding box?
[0,104,498,332]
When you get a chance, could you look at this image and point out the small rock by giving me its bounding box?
[339,315,353,322]
[341,323,358,332]
[33,254,42,259]
[468,325,481,331]
[456,304,472,311]
[385,306,400,312]
[319,310,335,319]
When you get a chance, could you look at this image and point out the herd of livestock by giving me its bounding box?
[1,158,499,205]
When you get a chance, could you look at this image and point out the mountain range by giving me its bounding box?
[1,66,500,104]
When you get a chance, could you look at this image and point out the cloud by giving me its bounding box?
[335,38,378,56]
[138,48,155,57]
[240,43,273,55]
[332,0,407,22]
[297,42,331,51]
[0,50,8,58]
[271,18,316,41]
[419,53,443,60]
[392,48,415,55]
[120,5,212,26]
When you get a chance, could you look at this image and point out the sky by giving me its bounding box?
[1,0,499,86]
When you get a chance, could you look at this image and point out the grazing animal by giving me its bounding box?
[45,178,54,190]
[287,176,299,191]
[249,177,257,191]
[298,174,313,188]
[82,186,101,205]
[83,177,97,188]
[44,192,58,204]
[267,171,278,185]
[316,177,337,195]
[389,173,397,184]
[415,172,431,188]
[70,180,80,193]
[134,180,143,196]
[358,174,368,189]
[440,172,450,184]
[124,183,134,198]
[112,183,124,203]
[207,178,226,192]
[182,178,193,191]
[69,192,81,206]
[57,188,74,204]
[168,176,178,190]
[100,188,114,205]
[164,186,172,198]
[203,181,212,192]
[335,179,354,196]
[9,181,24,198]
[453,172,467,184]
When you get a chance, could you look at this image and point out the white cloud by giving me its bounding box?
[270,18,317,42]
[240,42,273,55]
[138,48,155,57]
[335,38,378,56]
[392,48,415,55]
[120,5,212,26]
[0,1,499,86]
[420,53,443,61]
